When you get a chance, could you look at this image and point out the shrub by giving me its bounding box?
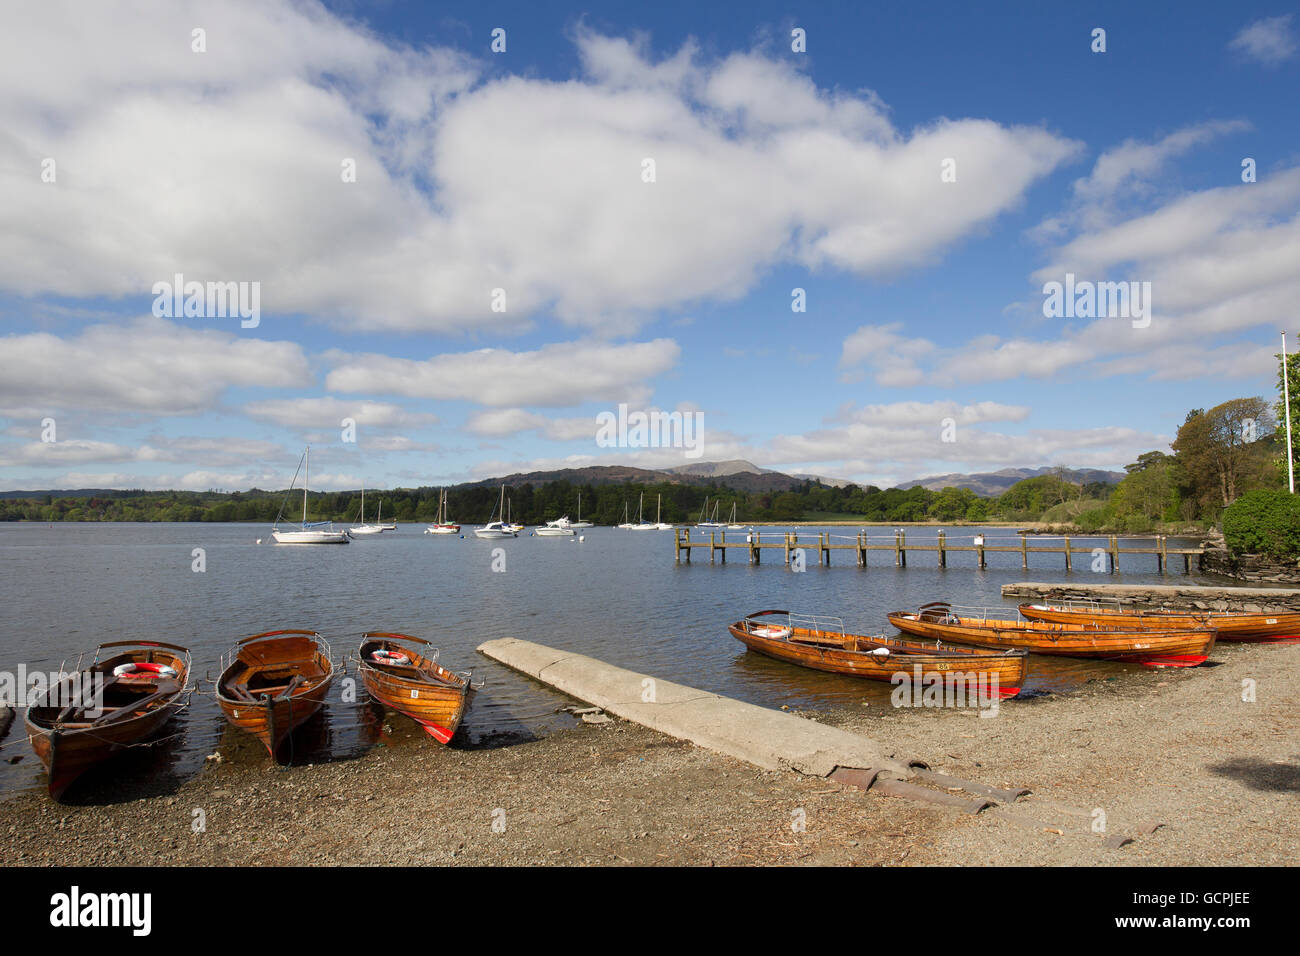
[1222,489,1300,558]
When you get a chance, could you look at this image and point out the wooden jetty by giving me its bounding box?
[672,528,1205,574]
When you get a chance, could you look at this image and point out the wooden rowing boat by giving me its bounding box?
[24,640,191,800]
[215,629,334,760]
[888,602,1216,667]
[356,633,474,743]
[729,610,1029,698]
[1017,602,1300,643]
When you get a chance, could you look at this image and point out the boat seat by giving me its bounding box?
[227,681,258,703]
[90,680,179,726]
[795,631,847,646]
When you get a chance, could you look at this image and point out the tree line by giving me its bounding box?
[0,394,1280,530]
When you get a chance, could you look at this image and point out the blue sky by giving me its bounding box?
[2,1,1298,491]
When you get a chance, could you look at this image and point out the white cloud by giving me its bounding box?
[839,324,936,386]
[1229,14,1297,65]
[0,4,1078,334]
[464,409,598,441]
[325,339,680,407]
[0,317,311,416]
[242,397,436,429]
[1072,121,1251,205]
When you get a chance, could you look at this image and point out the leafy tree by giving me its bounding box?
[1222,489,1300,558]
[1171,397,1278,515]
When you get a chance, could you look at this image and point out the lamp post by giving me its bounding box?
[1284,331,1295,493]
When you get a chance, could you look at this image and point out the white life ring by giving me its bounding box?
[752,625,792,639]
[371,649,410,666]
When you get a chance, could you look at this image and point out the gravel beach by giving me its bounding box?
[1,638,1294,866]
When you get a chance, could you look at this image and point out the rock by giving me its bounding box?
[581,713,612,725]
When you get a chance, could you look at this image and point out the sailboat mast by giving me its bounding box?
[302,447,309,524]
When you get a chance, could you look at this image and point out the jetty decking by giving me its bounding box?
[672,528,1205,573]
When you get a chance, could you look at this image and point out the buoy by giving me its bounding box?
[579,535,585,542]
[256,538,262,545]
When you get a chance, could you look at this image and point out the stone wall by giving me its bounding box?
[1001,581,1300,613]
[1199,545,1300,586]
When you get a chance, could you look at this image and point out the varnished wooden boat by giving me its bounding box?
[729,610,1029,698]
[24,640,191,800]
[356,633,474,743]
[888,602,1216,667]
[1018,601,1300,643]
[215,629,334,760]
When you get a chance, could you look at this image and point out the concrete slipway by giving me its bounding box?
[477,638,914,779]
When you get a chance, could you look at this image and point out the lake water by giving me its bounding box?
[0,522,1221,799]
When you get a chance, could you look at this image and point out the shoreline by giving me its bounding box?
[2,637,1294,866]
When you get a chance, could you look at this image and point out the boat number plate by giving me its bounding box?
[233,709,239,717]
[1267,618,1278,624]
[935,663,950,671]
[410,690,419,699]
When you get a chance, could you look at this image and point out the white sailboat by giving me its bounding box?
[376,499,397,531]
[655,493,674,530]
[629,492,657,531]
[570,492,593,529]
[616,501,635,529]
[475,484,518,538]
[696,496,726,529]
[727,502,745,530]
[425,488,460,534]
[348,485,385,536]
[272,447,350,544]
[506,496,524,534]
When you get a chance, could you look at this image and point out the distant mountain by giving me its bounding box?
[662,459,770,478]
[898,467,1125,497]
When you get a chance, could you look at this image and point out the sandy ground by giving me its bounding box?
[0,638,1294,866]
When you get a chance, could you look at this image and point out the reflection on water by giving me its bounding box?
[0,522,1220,798]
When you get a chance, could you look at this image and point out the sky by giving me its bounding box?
[2,0,1298,493]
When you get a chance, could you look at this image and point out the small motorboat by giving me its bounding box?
[355,633,474,743]
[730,610,1028,697]
[24,640,191,800]
[536,518,576,536]
[215,629,335,759]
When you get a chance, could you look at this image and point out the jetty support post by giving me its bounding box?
[709,531,716,565]
[1020,532,1028,570]
[938,530,946,568]
[1158,535,1167,574]
[1063,533,1071,572]
[820,532,828,566]
[975,533,986,569]
[1109,534,1119,573]
[784,532,791,567]
[750,530,759,565]
[857,530,866,568]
